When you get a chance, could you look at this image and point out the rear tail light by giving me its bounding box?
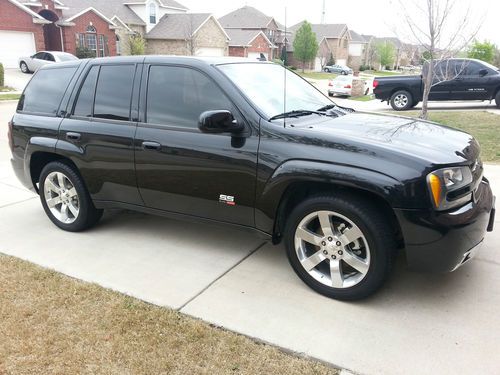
[8,120,13,151]
[344,84,352,89]
[373,79,379,89]
[328,81,333,86]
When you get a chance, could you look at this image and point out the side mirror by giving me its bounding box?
[198,110,244,135]
[479,69,488,77]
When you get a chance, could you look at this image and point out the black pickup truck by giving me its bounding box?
[9,57,495,300]
[373,58,500,110]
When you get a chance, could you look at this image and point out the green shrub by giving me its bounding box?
[129,34,146,55]
[0,63,4,87]
[290,66,297,71]
[76,47,96,59]
[273,58,284,66]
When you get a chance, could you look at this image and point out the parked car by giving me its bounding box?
[9,57,495,300]
[18,51,78,74]
[373,58,500,110]
[323,64,353,75]
[328,75,371,96]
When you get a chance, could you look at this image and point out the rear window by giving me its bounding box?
[17,67,77,115]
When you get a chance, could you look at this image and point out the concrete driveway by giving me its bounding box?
[1,101,499,375]
[3,68,31,92]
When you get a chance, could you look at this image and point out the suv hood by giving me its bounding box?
[292,111,479,166]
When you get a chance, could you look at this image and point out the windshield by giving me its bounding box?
[481,60,500,71]
[217,63,333,119]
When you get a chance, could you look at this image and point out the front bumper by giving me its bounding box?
[394,178,495,272]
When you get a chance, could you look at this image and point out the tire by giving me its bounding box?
[20,61,30,74]
[284,193,395,300]
[390,90,413,111]
[341,70,347,75]
[410,100,419,109]
[324,68,330,73]
[495,91,500,109]
[39,161,103,232]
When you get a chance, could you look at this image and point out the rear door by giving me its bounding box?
[57,62,143,205]
[428,60,461,100]
[134,64,259,226]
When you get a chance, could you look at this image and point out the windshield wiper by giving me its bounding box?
[316,104,337,112]
[269,109,329,121]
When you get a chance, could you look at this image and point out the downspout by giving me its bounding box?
[56,22,65,52]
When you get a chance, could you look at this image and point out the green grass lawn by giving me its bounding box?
[0,94,20,101]
[297,71,338,80]
[406,111,500,163]
[361,70,402,77]
[348,95,374,102]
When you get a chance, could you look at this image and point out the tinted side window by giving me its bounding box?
[146,66,233,128]
[33,52,45,59]
[18,67,77,114]
[466,62,485,76]
[94,65,135,121]
[73,66,99,117]
[45,53,55,62]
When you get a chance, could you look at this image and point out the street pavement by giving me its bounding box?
[1,97,499,375]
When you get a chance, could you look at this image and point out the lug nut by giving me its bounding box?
[328,237,333,241]
[331,255,336,260]
[336,241,342,246]
[322,241,326,246]
[338,250,343,255]
[323,250,328,255]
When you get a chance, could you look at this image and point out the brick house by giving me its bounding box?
[145,13,229,56]
[225,29,273,60]
[219,6,285,60]
[0,0,117,68]
[0,0,229,69]
[288,22,350,71]
[347,30,368,71]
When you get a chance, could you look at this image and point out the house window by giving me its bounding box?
[99,35,106,57]
[149,3,157,24]
[86,25,97,33]
[116,35,121,55]
[86,34,97,56]
[343,39,348,48]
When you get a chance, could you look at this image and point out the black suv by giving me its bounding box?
[9,56,495,300]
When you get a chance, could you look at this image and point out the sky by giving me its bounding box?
[181,0,500,47]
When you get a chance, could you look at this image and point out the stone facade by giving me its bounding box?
[146,17,227,56]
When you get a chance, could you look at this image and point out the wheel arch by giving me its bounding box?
[255,160,404,246]
[29,151,78,193]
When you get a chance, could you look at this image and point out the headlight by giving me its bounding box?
[427,166,473,210]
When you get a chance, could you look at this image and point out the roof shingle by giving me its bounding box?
[146,13,214,40]
[219,6,273,29]
[62,0,145,25]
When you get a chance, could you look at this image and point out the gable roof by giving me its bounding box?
[5,0,52,22]
[219,6,274,29]
[225,29,272,47]
[290,22,349,42]
[123,0,188,11]
[349,30,366,43]
[146,13,228,40]
[62,0,145,25]
[373,37,403,48]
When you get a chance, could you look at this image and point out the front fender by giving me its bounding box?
[255,159,403,233]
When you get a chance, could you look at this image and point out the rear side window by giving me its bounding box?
[73,66,99,117]
[17,67,77,115]
[146,65,233,128]
[94,65,135,121]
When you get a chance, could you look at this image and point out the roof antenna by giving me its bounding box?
[283,6,287,129]
[321,0,326,24]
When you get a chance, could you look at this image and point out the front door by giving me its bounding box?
[134,64,259,226]
[451,60,492,100]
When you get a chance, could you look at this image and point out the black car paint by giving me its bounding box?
[10,56,495,273]
[373,59,500,104]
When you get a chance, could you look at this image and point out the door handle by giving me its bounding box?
[142,141,161,151]
[66,132,81,141]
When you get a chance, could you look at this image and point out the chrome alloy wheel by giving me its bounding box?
[43,172,80,224]
[294,210,370,288]
[394,94,409,108]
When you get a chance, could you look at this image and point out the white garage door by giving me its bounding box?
[0,31,36,69]
[314,57,322,72]
[195,47,225,57]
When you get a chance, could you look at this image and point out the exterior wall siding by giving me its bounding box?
[246,34,271,60]
[192,18,228,55]
[146,39,187,55]
[229,46,246,57]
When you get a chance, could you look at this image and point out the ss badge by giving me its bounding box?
[219,194,236,206]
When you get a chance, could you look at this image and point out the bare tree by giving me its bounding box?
[183,15,198,56]
[395,0,482,119]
